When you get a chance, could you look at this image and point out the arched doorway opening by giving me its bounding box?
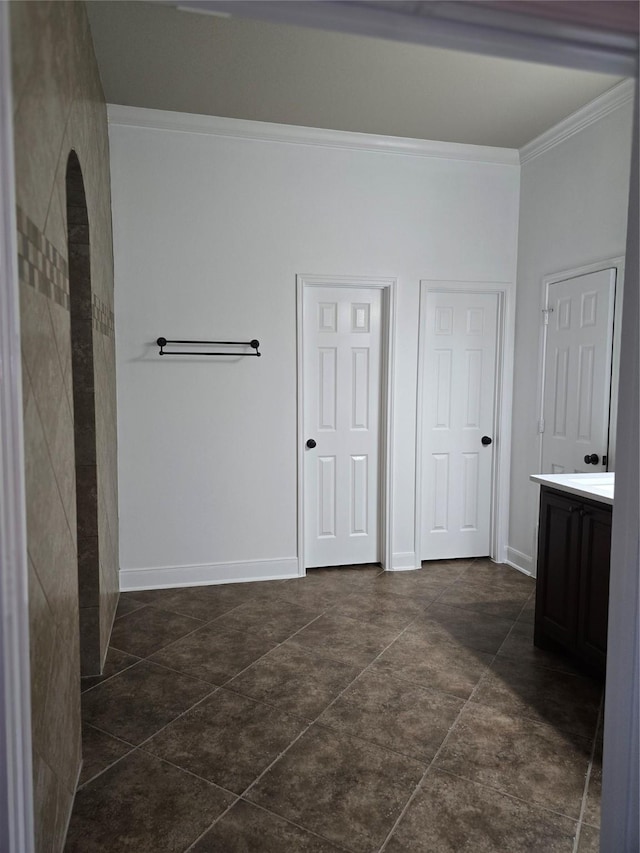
[66,151,100,676]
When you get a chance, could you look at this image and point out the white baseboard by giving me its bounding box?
[119,558,300,592]
[389,552,420,571]
[505,547,535,578]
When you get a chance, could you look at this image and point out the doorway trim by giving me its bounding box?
[0,3,34,850]
[296,274,396,574]
[537,256,625,474]
[415,280,515,569]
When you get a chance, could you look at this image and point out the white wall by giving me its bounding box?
[109,108,520,588]
[508,91,634,575]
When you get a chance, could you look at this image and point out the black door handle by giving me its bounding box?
[481,436,492,446]
[584,453,600,465]
[306,439,316,449]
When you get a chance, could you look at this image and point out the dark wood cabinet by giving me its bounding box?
[534,486,611,677]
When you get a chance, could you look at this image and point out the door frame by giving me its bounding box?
[537,256,625,474]
[415,280,515,568]
[0,3,35,850]
[296,274,396,574]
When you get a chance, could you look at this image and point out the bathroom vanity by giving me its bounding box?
[529,473,614,678]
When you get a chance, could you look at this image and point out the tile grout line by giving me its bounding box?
[377,591,536,852]
[116,560,481,663]
[572,694,605,853]
[378,585,599,851]
[133,589,335,655]
[128,599,346,759]
[221,580,513,758]
[83,569,530,746]
[494,624,588,678]
[406,564,534,620]
[77,565,537,850]
[222,674,443,768]
[90,597,267,690]
[377,662,500,850]
[236,798,358,853]
[80,653,142,695]
[79,748,245,850]
[180,724,313,853]
[236,612,432,832]
[74,685,224,794]
[21,354,79,577]
[144,752,239,800]
[76,746,136,791]
[81,646,219,698]
[182,602,426,853]
[79,588,357,787]
[187,595,342,681]
[60,751,84,853]
[435,766,587,825]
[75,728,137,792]
[147,575,424,691]
[78,706,244,795]
[41,91,75,243]
[75,685,220,792]
[111,601,147,620]
[133,683,223,752]
[43,295,73,424]
[177,595,366,852]
[136,567,531,772]
[80,720,137,750]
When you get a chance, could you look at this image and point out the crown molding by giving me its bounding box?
[107,105,519,166]
[519,78,635,165]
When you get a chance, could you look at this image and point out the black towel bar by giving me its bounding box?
[156,338,261,357]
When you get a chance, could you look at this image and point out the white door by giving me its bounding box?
[420,291,498,560]
[542,269,616,474]
[303,286,382,568]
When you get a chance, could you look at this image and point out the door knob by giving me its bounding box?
[481,436,492,446]
[584,453,600,465]
[306,439,317,449]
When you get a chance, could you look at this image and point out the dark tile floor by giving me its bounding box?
[65,560,603,853]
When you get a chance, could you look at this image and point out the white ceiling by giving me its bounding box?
[87,1,624,150]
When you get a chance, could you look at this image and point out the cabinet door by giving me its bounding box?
[577,505,612,672]
[535,489,581,650]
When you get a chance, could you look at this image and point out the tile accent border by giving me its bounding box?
[92,294,115,339]
[16,206,69,309]
[15,206,115,338]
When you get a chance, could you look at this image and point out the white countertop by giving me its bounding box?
[530,472,614,506]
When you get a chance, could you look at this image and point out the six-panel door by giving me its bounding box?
[420,291,498,560]
[542,268,616,474]
[303,286,382,569]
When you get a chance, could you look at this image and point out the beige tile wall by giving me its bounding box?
[10,2,119,849]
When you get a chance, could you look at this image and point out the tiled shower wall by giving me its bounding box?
[10,2,118,849]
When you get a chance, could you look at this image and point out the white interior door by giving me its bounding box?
[420,291,499,560]
[303,286,382,568]
[542,269,615,474]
